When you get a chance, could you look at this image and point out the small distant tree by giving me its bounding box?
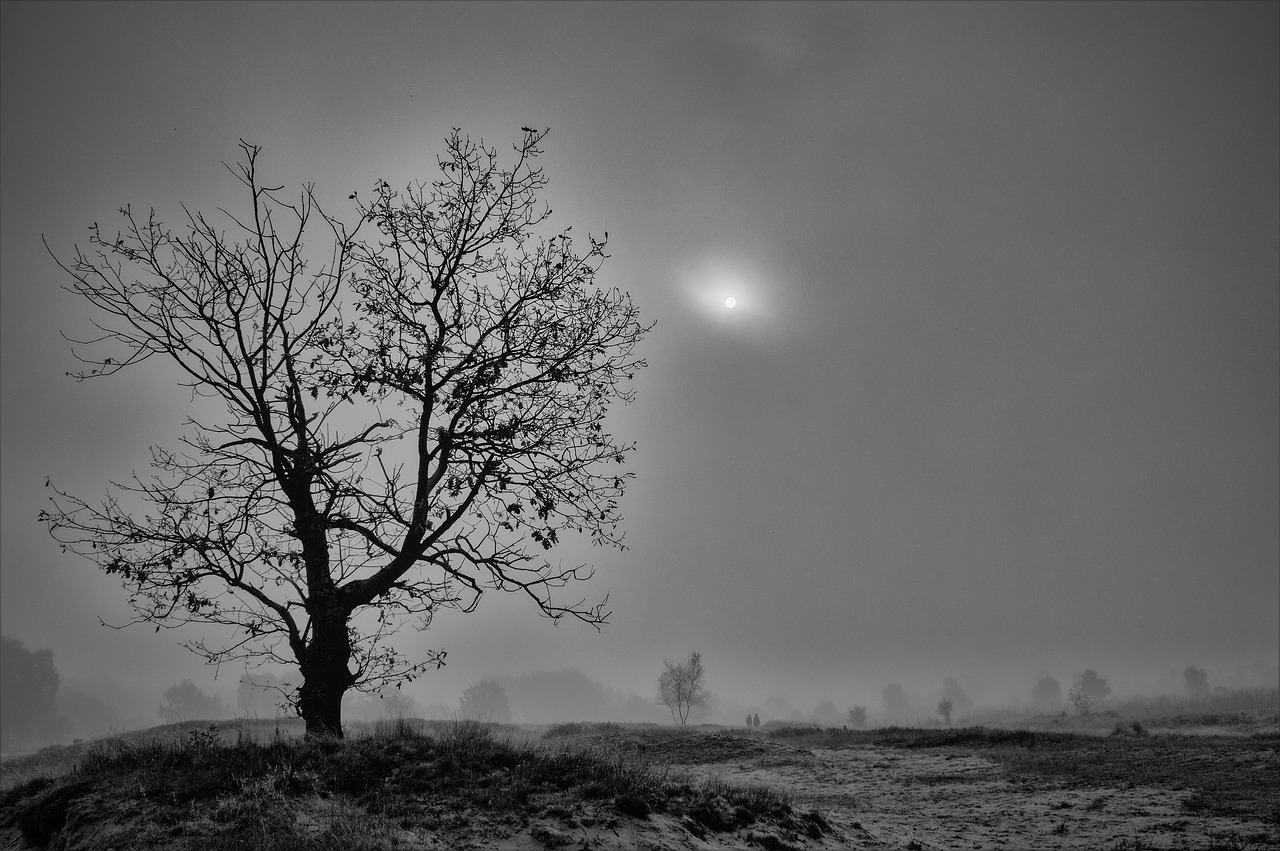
[935,698,954,726]
[159,679,229,723]
[1,635,71,750]
[1079,670,1111,705]
[1031,675,1062,711]
[941,677,973,713]
[459,679,511,723]
[847,705,868,728]
[1068,680,1094,716]
[811,700,842,726]
[656,651,709,726]
[881,683,909,719]
[364,686,422,720]
[1183,666,1209,699]
[58,688,122,737]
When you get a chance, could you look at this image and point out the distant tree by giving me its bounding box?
[1,635,70,750]
[624,692,666,723]
[369,686,422,720]
[881,683,909,719]
[1079,670,1111,705]
[941,677,973,714]
[40,128,651,739]
[847,705,868,728]
[811,700,842,726]
[1183,666,1209,699]
[159,679,229,723]
[420,701,456,720]
[58,689,122,738]
[459,679,511,723]
[498,669,622,723]
[1067,680,1094,716]
[935,698,954,725]
[1031,675,1062,711]
[656,651,709,726]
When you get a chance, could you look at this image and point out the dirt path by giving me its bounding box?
[678,745,1277,850]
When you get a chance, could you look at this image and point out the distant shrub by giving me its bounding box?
[1110,719,1148,737]
[1068,681,1094,716]
[1031,675,1063,711]
[1183,666,1209,699]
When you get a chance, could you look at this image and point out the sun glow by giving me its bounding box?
[678,253,779,329]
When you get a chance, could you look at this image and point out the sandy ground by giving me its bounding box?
[4,733,1277,850]
[675,743,1278,850]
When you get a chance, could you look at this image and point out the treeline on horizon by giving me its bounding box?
[3,633,1277,756]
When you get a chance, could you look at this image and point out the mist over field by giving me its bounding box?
[2,1,1277,757]
[5,627,1277,755]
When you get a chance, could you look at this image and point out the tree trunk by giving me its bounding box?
[298,610,355,739]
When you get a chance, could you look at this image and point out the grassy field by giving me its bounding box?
[1,707,1276,849]
[763,723,1280,827]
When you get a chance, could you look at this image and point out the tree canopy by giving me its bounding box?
[0,635,70,750]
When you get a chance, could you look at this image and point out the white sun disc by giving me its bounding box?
[724,297,737,308]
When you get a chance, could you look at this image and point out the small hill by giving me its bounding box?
[0,719,840,850]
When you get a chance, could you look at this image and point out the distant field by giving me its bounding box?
[2,708,1277,849]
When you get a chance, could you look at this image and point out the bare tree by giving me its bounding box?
[656,651,709,726]
[935,697,954,726]
[40,128,651,738]
[941,677,972,713]
[1067,680,1094,716]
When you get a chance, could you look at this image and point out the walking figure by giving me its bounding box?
[753,713,760,728]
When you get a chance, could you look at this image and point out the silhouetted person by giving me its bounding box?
[746,714,752,728]
[753,713,760,728]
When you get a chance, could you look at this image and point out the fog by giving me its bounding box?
[2,3,1277,750]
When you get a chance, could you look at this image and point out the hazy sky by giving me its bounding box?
[2,1,1277,714]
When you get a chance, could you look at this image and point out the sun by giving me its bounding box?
[724,297,737,309]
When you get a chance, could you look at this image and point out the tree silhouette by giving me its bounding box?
[41,128,651,738]
[1031,675,1062,711]
[935,697,954,726]
[1183,666,1209,699]
[656,651,709,726]
[459,679,511,723]
[1067,680,1093,716]
[941,677,972,714]
[1078,670,1111,705]
[881,683,909,719]
[0,635,70,750]
[159,679,229,723]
